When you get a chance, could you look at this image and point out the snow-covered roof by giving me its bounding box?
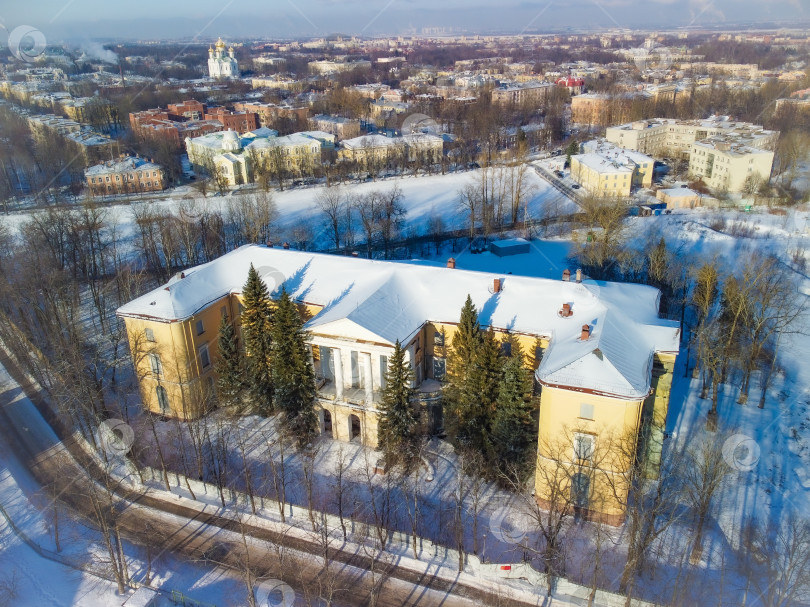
[117,246,679,400]
[85,156,161,176]
[341,134,399,150]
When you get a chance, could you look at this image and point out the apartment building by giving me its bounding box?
[571,141,655,197]
[490,82,554,106]
[85,156,165,196]
[233,101,310,127]
[605,117,778,160]
[687,138,775,193]
[309,114,362,140]
[117,246,678,523]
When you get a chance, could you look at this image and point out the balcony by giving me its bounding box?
[316,378,382,406]
[315,377,444,407]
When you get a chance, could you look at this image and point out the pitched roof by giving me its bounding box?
[116,246,679,400]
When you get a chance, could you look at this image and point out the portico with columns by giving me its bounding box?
[309,330,416,448]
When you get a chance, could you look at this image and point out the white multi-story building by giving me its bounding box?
[688,138,775,193]
[208,38,239,79]
[605,116,778,160]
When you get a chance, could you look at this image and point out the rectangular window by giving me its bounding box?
[148,353,162,375]
[379,355,388,389]
[350,351,360,388]
[144,327,155,342]
[501,341,512,357]
[199,344,211,369]
[323,347,337,382]
[574,433,595,462]
[220,305,228,319]
[195,319,205,335]
[579,403,595,420]
[156,385,170,412]
[433,356,446,381]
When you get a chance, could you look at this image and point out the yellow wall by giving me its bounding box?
[535,385,643,520]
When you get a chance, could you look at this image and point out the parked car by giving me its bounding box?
[572,184,581,189]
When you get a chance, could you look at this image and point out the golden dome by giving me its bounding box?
[228,46,234,52]
[215,37,226,49]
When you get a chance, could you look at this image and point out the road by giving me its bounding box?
[532,164,585,208]
[0,347,546,607]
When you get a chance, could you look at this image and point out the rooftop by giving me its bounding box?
[85,156,161,176]
[116,246,679,400]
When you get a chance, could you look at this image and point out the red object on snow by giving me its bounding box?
[500,565,512,571]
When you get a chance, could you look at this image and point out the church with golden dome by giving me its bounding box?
[208,37,239,79]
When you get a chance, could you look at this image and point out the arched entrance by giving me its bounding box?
[322,410,333,437]
[349,414,361,441]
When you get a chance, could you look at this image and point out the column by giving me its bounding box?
[333,348,344,400]
[362,352,374,404]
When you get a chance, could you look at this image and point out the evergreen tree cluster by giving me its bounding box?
[446,295,536,483]
[215,264,318,449]
[377,340,421,473]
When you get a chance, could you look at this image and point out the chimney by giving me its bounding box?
[576,269,582,283]
[266,241,273,248]
[180,272,185,279]
[581,324,591,340]
[493,278,501,293]
[561,302,572,317]
[446,257,456,269]
[282,242,290,249]
[562,269,571,282]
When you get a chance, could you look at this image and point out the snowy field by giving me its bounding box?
[1,167,579,256]
[0,365,257,607]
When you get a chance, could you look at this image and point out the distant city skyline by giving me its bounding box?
[1,0,806,42]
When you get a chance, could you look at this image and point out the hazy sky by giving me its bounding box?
[0,0,806,41]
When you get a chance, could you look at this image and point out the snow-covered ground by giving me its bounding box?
[0,365,257,607]
[1,167,579,256]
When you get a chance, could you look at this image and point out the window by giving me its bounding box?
[148,353,162,375]
[574,433,595,462]
[579,403,594,420]
[199,344,211,369]
[433,356,446,381]
[220,305,228,319]
[501,341,512,357]
[195,319,205,335]
[144,327,155,342]
[572,472,590,508]
[156,385,169,412]
[433,330,445,347]
[379,355,388,389]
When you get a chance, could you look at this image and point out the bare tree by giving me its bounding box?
[315,185,345,249]
[744,514,810,607]
[682,434,730,562]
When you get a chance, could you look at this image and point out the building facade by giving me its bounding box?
[687,139,775,193]
[571,141,655,197]
[85,156,165,196]
[605,117,778,160]
[117,247,679,523]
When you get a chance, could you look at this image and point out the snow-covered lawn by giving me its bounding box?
[0,365,257,607]
[1,167,579,257]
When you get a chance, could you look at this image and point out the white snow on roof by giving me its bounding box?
[116,246,678,399]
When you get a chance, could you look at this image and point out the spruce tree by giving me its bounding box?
[378,340,420,472]
[491,343,535,483]
[241,264,274,416]
[215,314,245,412]
[271,288,318,450]
[447,295,483,441]
[463,326,503,454]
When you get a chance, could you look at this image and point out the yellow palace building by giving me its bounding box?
[117,246,678,522]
